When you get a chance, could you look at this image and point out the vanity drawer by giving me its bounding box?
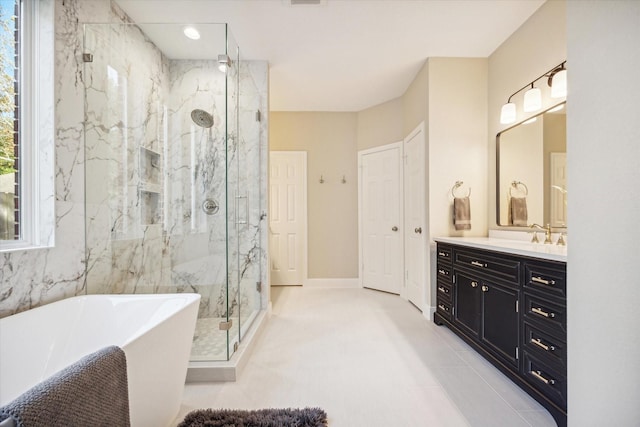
[436,299,453,321]
[454,250,520,283]
[436,280,453,303]
[436,264,452,282]
[523,351,567,409]
[524,263,566,299]
[523,293,566,338]
[437,245,452,265]
[523,321,566,370]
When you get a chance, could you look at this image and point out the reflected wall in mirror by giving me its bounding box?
[497,102,566,228]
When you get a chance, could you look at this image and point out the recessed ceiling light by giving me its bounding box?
[183,26,200,40]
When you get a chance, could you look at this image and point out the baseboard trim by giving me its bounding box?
[304,278,360,288]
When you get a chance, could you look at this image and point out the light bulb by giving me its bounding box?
[500,102,516,125]
[551,69,567,98]
[523,87,542,112]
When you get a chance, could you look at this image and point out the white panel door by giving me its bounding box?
[404,125,425,310]
[550,152,567,227]
[360,144,402,294]
[269,152,307,286]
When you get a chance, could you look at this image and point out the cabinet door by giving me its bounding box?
[481,281,519,367]
[454,272,481,338]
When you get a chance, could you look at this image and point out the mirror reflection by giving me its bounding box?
[497,102,566,228]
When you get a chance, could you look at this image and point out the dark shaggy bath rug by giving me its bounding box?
[178,407,327,427]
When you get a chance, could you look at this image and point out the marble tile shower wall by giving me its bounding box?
[0,0,269,320]
[0,0,104,317]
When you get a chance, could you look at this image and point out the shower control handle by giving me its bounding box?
[202,199,219,215]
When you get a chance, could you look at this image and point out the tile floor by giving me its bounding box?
[174,286,557,426]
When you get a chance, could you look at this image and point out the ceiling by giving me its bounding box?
[115,0,545,112]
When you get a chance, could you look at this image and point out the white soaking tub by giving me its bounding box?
[0,293,201,427]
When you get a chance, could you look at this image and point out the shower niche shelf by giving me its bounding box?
[139,146,162,226]
[140,190,161,225]
[140,147,161,186]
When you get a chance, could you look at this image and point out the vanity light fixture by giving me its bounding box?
[549,63,567,98]
[523,84,542,112]
[499,61,567,125]
[218,54,231,73]
[183,26,200,40]
[500,102,517,125]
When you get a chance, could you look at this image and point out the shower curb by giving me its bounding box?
[185,310,269,382]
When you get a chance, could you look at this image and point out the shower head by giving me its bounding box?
[191,109,214,128]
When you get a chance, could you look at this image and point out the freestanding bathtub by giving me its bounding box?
[0,293,201,427]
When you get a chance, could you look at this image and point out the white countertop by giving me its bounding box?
[433,236,567,262]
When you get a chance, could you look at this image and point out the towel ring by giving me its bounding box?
[509,181,528,197]
[451,181,471,198]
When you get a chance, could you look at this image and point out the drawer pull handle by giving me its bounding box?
[438,304,449,312]
[481,285,489,292]
[438,251,449,257]
[530,338,556,352]
[532,276,556,286]
[471,281,478,288]
[471,261,487,268]
[531,370,555,386]
[438,286,449,294]
[438,269,449,276]
[532,307,555,318]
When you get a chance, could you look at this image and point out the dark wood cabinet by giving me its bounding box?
[480,280,519,367]
[453,272,481,337]
[434,242,567,427]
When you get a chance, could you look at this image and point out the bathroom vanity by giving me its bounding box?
[433,237,567,427]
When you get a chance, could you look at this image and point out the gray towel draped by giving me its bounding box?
[453,197,471,230]
[0,346,130,427]
[509,197,528,226]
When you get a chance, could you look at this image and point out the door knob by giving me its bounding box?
[392,226,398,232]
[414,227,422,234]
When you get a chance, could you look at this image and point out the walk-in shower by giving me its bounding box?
[82,17,268,367]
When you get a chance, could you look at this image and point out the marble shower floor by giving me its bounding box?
[190,317,238,361]
[176,286,558,426]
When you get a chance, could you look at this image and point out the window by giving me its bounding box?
[0,0,54,251]
[0,0,17,240]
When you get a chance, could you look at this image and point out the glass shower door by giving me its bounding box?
[82,22,233,361]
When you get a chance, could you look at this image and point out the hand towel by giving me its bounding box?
[453,197,471,230]
[509,197,528,226]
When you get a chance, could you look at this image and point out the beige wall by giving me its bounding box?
[488,0,567,229]
[270,112,359,278]
[356,97,403,151]
[428,58,488,239]
[402,61,429,136]
[566,1,640,424]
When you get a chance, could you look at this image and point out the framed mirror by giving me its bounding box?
[496,102,566,228]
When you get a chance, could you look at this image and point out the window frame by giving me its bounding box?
[0,0,55,252]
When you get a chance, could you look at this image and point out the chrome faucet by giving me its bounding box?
[530,223,553,244]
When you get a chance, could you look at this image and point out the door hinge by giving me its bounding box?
[515,300,519,313]
[82,53,93,63]
[219,320,233,331]
[515,347,519,360]
[256,281,262,292]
